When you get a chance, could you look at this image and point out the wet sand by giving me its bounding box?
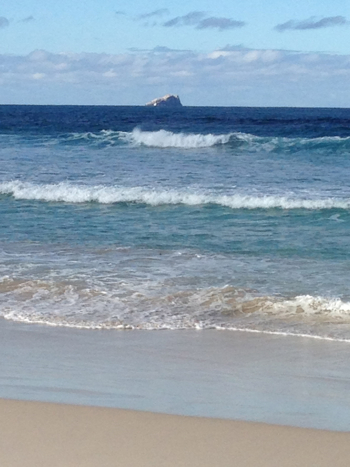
[2,319,350,465]
[1,320,350,430]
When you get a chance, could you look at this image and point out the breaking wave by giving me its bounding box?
[1,278,350,340]
[64,128,232,148]
[118,128,232,148]
[60,128,350,152]
[1,181,350,210]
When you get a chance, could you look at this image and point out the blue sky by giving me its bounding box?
[1,0,350,106]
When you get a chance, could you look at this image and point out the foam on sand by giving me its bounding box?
[2,277,350,342]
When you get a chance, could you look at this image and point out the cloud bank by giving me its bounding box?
[276,16,348,31]
[0,47,349,106]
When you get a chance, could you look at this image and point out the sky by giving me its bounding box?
[1,0,350,106]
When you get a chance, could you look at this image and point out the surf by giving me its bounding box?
[2,277,350,342]
[1,181,350,210]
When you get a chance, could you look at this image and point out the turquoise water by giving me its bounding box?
[1,106,350,339]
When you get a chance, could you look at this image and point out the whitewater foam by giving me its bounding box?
[118,128,233,148]
[1,181,350,210]
[1,278,350,341]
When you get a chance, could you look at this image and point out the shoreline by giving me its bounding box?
[2,319,350,431]
[1,398,349,467]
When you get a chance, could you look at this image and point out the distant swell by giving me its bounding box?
[63,128,350,152]
[1,181,350,210]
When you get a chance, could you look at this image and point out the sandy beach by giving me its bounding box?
[1,398,349,467]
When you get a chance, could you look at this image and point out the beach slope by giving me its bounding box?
[0,398,349,467]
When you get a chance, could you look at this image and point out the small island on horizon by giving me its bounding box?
[145,94,183,108]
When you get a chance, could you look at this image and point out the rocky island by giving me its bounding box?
[145,94,182,108]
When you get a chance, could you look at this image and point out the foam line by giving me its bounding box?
[1,181,350,210]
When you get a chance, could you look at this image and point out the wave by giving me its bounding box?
[1,181,350,210]
[64,128,232,148]
[1,279,350,340]
[62,128,350,152]
[118,128,232,148]
[51,128,350,152]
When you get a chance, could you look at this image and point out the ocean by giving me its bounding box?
[1,105,350,342]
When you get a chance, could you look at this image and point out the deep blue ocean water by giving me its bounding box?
[1,105,350,340]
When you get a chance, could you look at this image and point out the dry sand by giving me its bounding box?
[0,398,349,467]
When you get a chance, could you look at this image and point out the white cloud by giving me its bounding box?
[32,73,45,80]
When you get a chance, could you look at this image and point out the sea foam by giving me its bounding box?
[2,277,350,341]
[1,181,350,210]
[118,128,233,148]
